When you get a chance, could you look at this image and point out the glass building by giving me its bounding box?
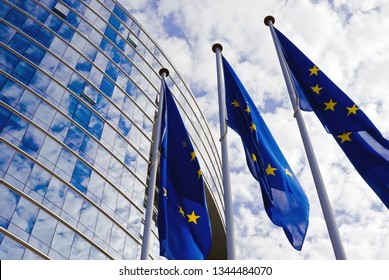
[0,0,225,259]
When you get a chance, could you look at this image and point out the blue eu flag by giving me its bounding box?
[222,56,310,250]
[158,80,212,259]
[275,27,389,209]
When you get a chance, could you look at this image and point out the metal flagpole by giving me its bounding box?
[264,16,346,260]
[140,68,169,260]
[212,43,236,260]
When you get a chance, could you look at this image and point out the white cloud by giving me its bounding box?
[120,0,389,259]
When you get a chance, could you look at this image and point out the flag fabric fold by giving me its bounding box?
[275,28,389,209]
[158,80,212,260]
[222,56,310,250]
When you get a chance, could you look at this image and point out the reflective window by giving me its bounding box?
[31,210,57,246]
[20,124,46,157]
[70,159,92,194]
[5,8,27,28]
[0,184,20,228]
[0,235,25,259]
[44,176,67,210]
[0,78,24,107]
[69,234,91,259]
[26,164,51,196]
[10,197,39,234]
[50,223,75,258]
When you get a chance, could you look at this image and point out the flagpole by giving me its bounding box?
[264,16,346,260]
[212,43,236,260]
[141,68,169,260]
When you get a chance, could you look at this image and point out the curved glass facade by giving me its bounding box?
[0,0,224,259]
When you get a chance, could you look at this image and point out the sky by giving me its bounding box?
[120,0,389,260]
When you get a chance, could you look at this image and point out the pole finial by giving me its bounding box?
[159,68,169,77]
[264,15,275,26]
[212,43,223,53]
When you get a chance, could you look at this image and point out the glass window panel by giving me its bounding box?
[87,170,105,201]
[128,204,142,234]
[67,72,86,95]
[50,111,70,141]
[7,153,34,184]
[46,13,62,32]
[1,112,28,144]
[89,28,102,45]
[38,136,61,169]
[45,176,67,208]
[99,38,112,54]
[35,26,54,48]
[108,15,120,30]
[101,184,118,212]
[74,102,92,128]
[30,4,50,23]
[75,56,92,76]
[9,32,31,54]
[54,62,73,84]
[82,83,98,106]
[94,212,112,241]
[40,51,59,75]
[12,60,36,84]
[0,236,25,259]
[24,43,45,65]
[117,113,131,137]
[62,188,83,220]
[0,1,11,18]
[65,123,84,151]
[26,164,51,195]
[63,46,80,67]
[93,145,110,176]
[20,124,46,156]
[58,23,75,41]
[82,41,97,61]
[94,93,109,117]
[0,78,24,107]
[44,80,65,106]
[29,69,51,95]
[104,26,116,42]
[123,235,138,260]
[71,159,92,190]
[94,51,108,70]
[0,184,20,228]
[77,18,92,36]
[0,46,20,73]
[120,168,134,197]
[87,113,104,139]
[56,147,77,176]
[11,197,39,234]
[70,31,86,52]
[50,36,67,57]
[106,103,120,125]
[101,122,115,149]
[5,8,27,28]
[60,92,79,118]
[15,0,36,13]
[107,156,122,185]
[50,223,75,258]
[69,234,91,259]
[79,134,98,164]
[105,61,119,81]
[33,101,56,129]
[67,11,80,28]
[109,224,125,255]
[113,134,126,161]
[89,246,106,260]
[0,23,16,44]
[88,65,103,86]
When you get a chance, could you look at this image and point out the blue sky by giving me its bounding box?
[121,0,389,259]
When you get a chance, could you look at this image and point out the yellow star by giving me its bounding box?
[251,153,257,162]
[191,151,196,161]
[231,100,240,108]
[285,168,293,177]
[265,164,277,176]
[245,105,251,114]
[187,211,200,224]
[324,98,337,111]
[337,132,352,144]
[163,187,167,197]
[197,169,203,180]
[250,122,256,132]
[178,205,185,217]
[182,141,188,148]
[309,65,320,76]
[311,84,323,95]
[346,104,360,116]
